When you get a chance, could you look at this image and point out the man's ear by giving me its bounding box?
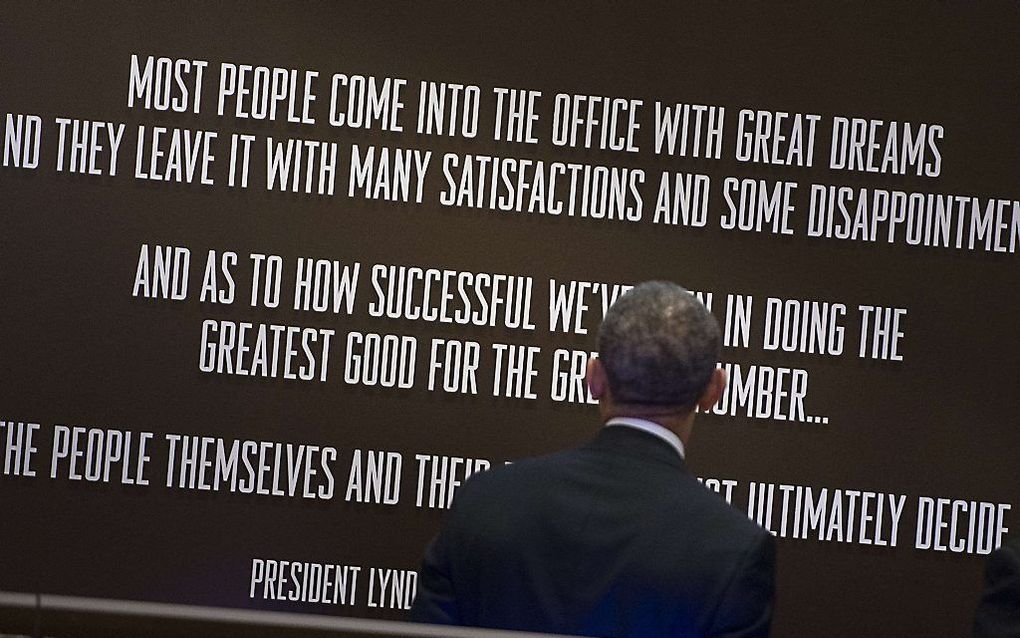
[586,357,607,399]
[696,367,727,412]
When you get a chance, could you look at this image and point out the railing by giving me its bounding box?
[0,591,571,638]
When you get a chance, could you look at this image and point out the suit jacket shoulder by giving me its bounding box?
[974,537,1020,638]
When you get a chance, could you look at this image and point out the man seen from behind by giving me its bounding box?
[411,281,776,637]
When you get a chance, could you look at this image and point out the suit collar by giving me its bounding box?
[586,425,687,471]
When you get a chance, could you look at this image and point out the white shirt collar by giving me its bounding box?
[604,417,685,459]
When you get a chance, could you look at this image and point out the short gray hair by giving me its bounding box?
[597,281,721,408]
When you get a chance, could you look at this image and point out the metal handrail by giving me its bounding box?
[0,591,573,638]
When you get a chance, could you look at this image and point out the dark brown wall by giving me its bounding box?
[2,3,1018,636]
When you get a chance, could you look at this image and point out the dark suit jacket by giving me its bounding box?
[411,426,776,637]
[975,538,1020,638]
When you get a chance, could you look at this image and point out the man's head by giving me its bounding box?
[587,281,726,436]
